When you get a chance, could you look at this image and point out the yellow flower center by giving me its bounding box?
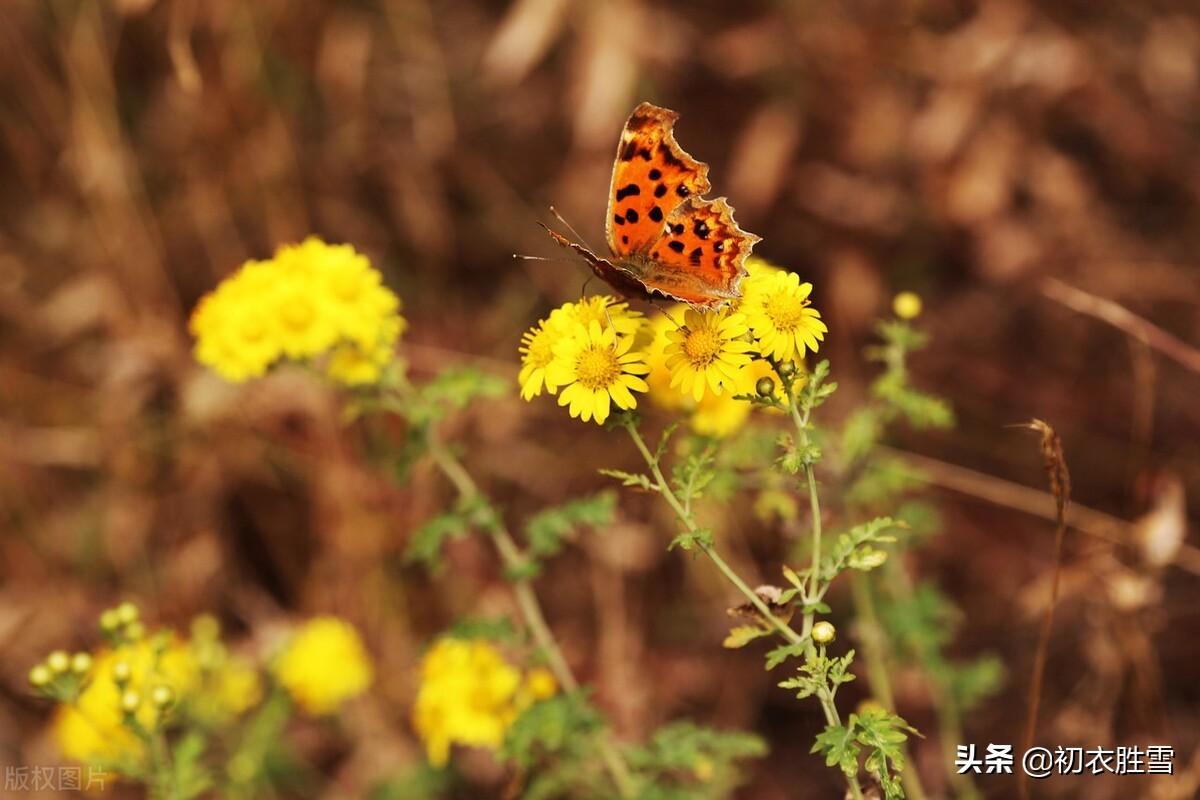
[682,325,723,367]
[764,293,806,332]
[240,317,266,342]
[575,345,621,390]
[331,270,363,301]
[281,298,314,330]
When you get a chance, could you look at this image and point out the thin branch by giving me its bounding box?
[879,446,1200,577]
[1042,277,1200,375]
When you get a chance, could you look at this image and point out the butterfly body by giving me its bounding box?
[550,102,761,309]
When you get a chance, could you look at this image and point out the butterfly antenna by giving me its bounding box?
[549,205,596,252]
[513,254,577,264]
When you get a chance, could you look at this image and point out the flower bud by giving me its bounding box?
[812,621,836,644]
[99,609,120,632]
[776,360,796,378]
[47,651,70,674]
[71,652,93,675]
[892,291,922,320]
[29,664,52,688]
[115,602,139,626]
[755,376,776,397]
[151,685,175,709]
[112,661,132,684]
[120,689,141,714]
[124,621,145,641]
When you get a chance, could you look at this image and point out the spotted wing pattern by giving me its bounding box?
[605,103,712,257]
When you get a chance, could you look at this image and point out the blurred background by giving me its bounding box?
[2,0,1200,797]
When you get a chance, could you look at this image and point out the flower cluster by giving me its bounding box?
[517,259,826,433]
[190,237,406,385]
[272,615,374,715]
[412,637,557,767]
[32,604,375,777]
[36,603,262,767]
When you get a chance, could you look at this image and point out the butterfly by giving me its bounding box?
[545,102,761,309]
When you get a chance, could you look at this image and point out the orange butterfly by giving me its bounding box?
[545,102,760,309]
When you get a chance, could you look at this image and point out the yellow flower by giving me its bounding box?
[412,638,555,768]
[689,359,781,438]
[643,310,692,413]
[664,308,754,401]
[518,316,565,400]
[557,295,643,338]
[273,616,373,715]
[191,237,404,386]
[189,261,284,382]
[54,638,196,765]
[519,297,645,402]
[545,321,649,425]
[892,291,922,320]
[741,269,827,362]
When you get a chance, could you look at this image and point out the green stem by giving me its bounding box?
[424,433,636,799]
[851,573,931,800]
[623,423,802,645]
[623,420,865,800]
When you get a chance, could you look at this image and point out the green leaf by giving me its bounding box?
[404,495,498,572]
[445,616,519,643]
[764,642,806,670]
[168,731,212,800]
[815,517,904,584]
[406,366,509,425]
[811,724,860,777]
[627,721,767,798]
[850,708,919,800]
[501,692,602,770]
[599,468,657,492]
[669,527,713,551]
[525,492,616,560]
[368,765,452,800]
[671,441,717,506]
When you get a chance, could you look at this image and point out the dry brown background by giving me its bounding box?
[2,0,1200,797]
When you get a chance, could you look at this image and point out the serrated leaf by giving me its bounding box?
[764,642,806,670]
[724,625,772,649]
[669,527,713,551]
[525,492,616,560]
[599,468,657,492]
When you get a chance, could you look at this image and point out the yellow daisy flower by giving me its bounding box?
[191,237,405,386]
[518,316,565,400]
[412,638,555,768]
[273,616,373,715]
[643,310,692,413]
[546,321,649,425]
[664,308,755,402]
[741,269,828,362]
[558,295,643,338]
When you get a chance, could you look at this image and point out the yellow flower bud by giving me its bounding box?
[112,661,132,684]
[115,602,139,626]
[120,689,141,714]
[99,609,120,632]
[812,621,836,644]
[29,664,52,688]
[70,652,93,675]
[124,621,145,641]
[892,291,922,320]
[47,651,71,674]
[151,685,175,709]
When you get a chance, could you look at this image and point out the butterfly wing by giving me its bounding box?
[631,196,760,308]
[603,103,759,308]
[606,103,712,257]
